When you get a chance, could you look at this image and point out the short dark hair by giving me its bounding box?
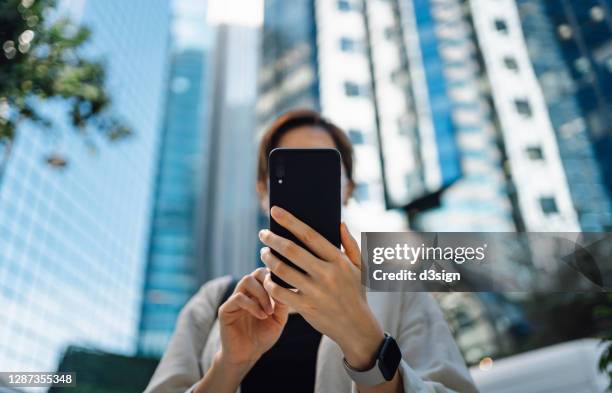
[256,109,355,186]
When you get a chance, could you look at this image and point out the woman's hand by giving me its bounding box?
[217,268,289,370]
[259,206,385,371]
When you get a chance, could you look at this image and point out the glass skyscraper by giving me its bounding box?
[517,0,612,231]
[0,0,170,372]
[258,0,320,122]
[135,0,214,357]
[137,1,263,357]
[471,0,582,231]
[258,0,514,232]
[404,0,516,231]
[470,0,612,231]
[259,0,603,366]
[200,21,261,281]
[260,0,413,232]
[137,47,210,357]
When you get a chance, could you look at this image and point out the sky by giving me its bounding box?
[172,0,263,49]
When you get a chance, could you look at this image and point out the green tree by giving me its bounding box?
[0,0,130,174]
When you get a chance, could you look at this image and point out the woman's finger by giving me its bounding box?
[254,268,290,319]
[263,272,302,309]
[252,267,268,284]
[258,229,323,276]
[221,292,268,320]
[260,247,311,292]
[238,273,274,314]
[252,267,288,317]
[270,206,341,262]
[341,222,361,269]
[269,295,289,324]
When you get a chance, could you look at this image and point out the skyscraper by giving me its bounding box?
[514,0,612,231]
[259,0,404,232]
[471,0,581,232]
[399,0,516,231]
[136,0,213,357]
[0,0,170,372]
[258,0,515,232]
[138,0,263,357]
[138,49,210,356]
[200,1,263,279]
[542,0,612,197]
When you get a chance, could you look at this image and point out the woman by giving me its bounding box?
[145,110,479,393]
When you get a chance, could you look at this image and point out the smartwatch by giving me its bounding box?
[343,333,402,386]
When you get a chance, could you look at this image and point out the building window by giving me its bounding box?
[526,146,543,160]
[494,19,508,34]
[384,26,399,41]
[557,24,572,40]
[348,129,365,145]
[590,6,605,22]
[514,99,533,118]
[354,183,369,201]
[503,56,519,72]
[340,37,358,52]
[338,0,353,11]
[171,77,190,94]
[344,81,364,97]
[539,197,558,214]
[606,57,612,73]
[574,57,591,75]
[398,114,414,135]
[390,69,405,85]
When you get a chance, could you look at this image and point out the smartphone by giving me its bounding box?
[268,148,341,288]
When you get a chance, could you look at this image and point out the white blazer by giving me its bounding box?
[144,276,479,393]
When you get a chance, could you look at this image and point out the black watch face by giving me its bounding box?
[378,336,402,381]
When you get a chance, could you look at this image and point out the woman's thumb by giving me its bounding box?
[340,222,361,268]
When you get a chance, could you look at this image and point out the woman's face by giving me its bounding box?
[256,125,353,211]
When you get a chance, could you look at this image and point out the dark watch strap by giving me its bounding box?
[342,333,401,386]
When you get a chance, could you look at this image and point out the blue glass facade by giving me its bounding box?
[258,0,322,236]
[258,0,515,230]
[412,0,462,188]
[0,0,170,371]
[259,0,320,124]
[138,49,210,357]
[517,0,612,230]
[409,0,516,231]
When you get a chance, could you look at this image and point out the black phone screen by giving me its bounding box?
[268,148,341,288]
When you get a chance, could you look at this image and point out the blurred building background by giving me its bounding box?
[516,0,612,231]
[0,0,170,375]
[137,1,212,356]
[257,0,610,367]
[258,0,612,233]
[0,0,611,390]
[137,0,263,358]
[137,0,262,358]
[200,0,262,281]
